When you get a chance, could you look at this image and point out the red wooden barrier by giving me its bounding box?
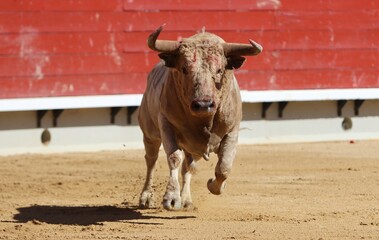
[0,0,378,98]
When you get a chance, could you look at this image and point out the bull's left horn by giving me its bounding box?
[147,24,180,52]
[222,39,263,56]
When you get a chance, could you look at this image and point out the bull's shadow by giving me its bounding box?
[13,204,195,226]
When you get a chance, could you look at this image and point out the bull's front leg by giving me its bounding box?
[158,115,183,210]
[180,153,197,209]
[207,130,238,195]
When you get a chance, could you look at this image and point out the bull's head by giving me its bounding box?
[148,25,262,117]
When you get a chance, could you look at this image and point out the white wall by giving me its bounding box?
[0,100,378,155]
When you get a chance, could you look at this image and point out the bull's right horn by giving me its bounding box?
[223,39,263,56]
[147,24,180,53]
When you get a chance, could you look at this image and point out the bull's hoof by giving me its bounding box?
[139,191,155,209]
[163,198,181,210]
[182,201,195,211]
[163,192,181,210]
[207,178,226,195]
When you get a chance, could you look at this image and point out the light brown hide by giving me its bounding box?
[138,27,261,210]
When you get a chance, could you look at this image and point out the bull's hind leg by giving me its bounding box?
[139,136,161,208]
[181,153,197,209]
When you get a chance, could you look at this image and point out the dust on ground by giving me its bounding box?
[0,141,378,239]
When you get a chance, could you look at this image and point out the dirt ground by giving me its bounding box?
[0,141,378,239]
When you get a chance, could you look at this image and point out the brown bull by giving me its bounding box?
[138,25,262,210]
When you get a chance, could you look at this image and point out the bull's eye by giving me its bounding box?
[182,67,188,75]
[217,69,223,75]
[215,82,222,90]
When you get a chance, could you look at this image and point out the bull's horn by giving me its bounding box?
[147,24,180,52]
[223,39,263,56]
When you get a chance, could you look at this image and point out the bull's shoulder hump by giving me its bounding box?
[147,62,169,88]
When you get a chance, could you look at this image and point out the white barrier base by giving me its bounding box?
[1,99,379,155]
[1,115,378,156]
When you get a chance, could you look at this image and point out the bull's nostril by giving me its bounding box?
[191,101,202,111]
[191,100,216,112]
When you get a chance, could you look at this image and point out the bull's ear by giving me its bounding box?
[158,53,178,68]
[226,56,246,69]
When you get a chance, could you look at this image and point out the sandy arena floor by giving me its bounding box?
[0,141,378,239]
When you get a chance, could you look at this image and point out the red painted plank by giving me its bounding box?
[0,52,174,77]
[123,0,281,11]
[236,70,379,90]
[1,29,377,56]
[0,73,147,98]
[1,10,376,35]
[276,10,379,30]
[0,52,265,78]
[0,0,123,12]
[0,11,277,34]
[2,69,378,98]
[126,29,378,52]
[2,0,376,12]
[0,49,376,78]
[270,29,379,50]
[280,0,378,11]
[0,54,130,77]
[123,0,378,11]
[0,32,128,55]
[272,49,379,70]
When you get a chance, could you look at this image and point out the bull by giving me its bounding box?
[138,25,262,210]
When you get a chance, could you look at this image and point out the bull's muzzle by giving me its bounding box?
[191,99,216,115]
